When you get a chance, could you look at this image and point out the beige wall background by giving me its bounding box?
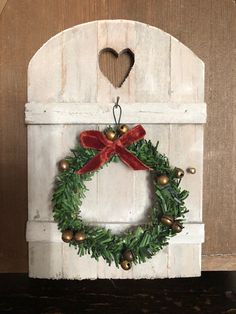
[0,0,235,272]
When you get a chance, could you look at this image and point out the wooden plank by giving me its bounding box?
[97,20,136,103]
[62,246,98,279]
[0,0,7,16]
[164,31,205,277]
[26,221,204,244]
[168,244,201,277]
[134,22,170,102]
[28,34,63,103]
[95,160,135,224]
[59,21,98,102]
[28,242,63,279]
[168,124,204,222]
[166,24,206,276]
[25,102,207,124]
[97,248,168,279]
[170,37,205,102]
[28,125,97,221]
[28,22,99,103]
[202,255,236,271]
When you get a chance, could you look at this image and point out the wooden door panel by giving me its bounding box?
[1,1,235,273]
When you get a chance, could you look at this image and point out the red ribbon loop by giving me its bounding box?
[76,125,150,175]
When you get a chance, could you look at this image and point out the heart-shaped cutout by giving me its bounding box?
[99,48,134,88]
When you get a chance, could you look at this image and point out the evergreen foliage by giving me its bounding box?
[52,139,189,267]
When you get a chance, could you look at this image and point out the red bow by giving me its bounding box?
[76,124,150,175]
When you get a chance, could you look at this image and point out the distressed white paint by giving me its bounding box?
[168,244,202,278]
[170,37,205,102]
[26,221,204,244]
[97,20,136,102]
[25,102,207,124]
[26,20,206,279]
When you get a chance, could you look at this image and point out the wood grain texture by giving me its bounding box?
[202,255,236,271]
[0,0,7,15]
[26,221,204,244]
[25,102,207,124]
[26,20,204,279]
[0,0,235,272]
[0,273,235,314]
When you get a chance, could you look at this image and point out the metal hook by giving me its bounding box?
[113,96,122,126]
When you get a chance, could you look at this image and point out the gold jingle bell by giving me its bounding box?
[161,215,174,227]
[174,167,185,179]
[118,124,129,135]
[122,250,134,262]
[62,230,73,243]
[59,159,69,171]
[120,260,132,271]
[187,167,196,174]
[157,175,169,186]
[105,129,117,141]
[172,221,183,233]
[74,231,86,242]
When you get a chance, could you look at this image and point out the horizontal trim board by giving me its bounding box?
[26,221,204,244]
[25,102,207,124]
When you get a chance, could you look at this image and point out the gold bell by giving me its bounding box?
[62,230,73,243]
[118,124,129,135]
[120,260,132,270]
[161,215,174,227]
[58,160,69,171]
[74,231,86,242]
[122,250,134,262]
[187,167,196,174]
[174,168,185,179]
[105,129,117,141]
[172,221,183,233]
[157,175,169,186]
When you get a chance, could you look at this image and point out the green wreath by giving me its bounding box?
[52,124,189,270]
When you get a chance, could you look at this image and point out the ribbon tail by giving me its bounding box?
[76,148,113,175]
[116,146,150,171]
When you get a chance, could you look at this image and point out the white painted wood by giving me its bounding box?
[28,21,99,103]
[167,31,205,277]
[169,124,204,222]
[168,244,202,277]
[28,242,63,279]
[135,22,171,102]
[28,125,97,221]
[97,20,136,103]
[97,248,169,279]
[171,37,205,102]
[26,221,204,244]
[62,245,98,279]
[133,124,171,274]
[26,20,206,279]
[25,102,207,124]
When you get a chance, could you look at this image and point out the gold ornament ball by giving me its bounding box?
[120,260,132,270]
[62,230,73,243]
[161,215,174,227]
[74,231,86,242]
[157,175,169,186]
[118,124,129,135]
[122,250,134,262]
[174,167,185,179]
[105,129,117,141]
[59,159,69,171]
[187,167,196,174]
[172,221,183,233]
